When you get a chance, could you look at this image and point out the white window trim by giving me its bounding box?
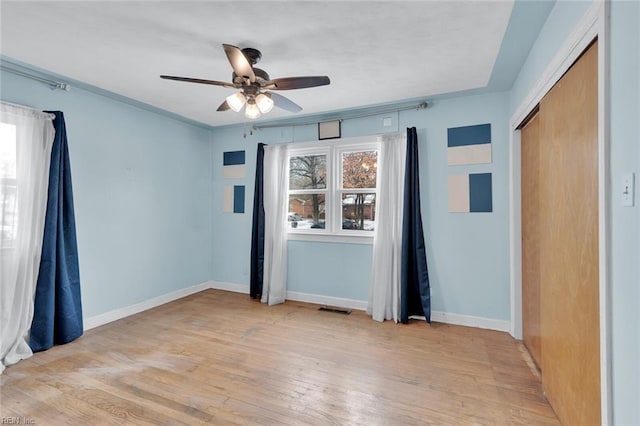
[287,136,380,244]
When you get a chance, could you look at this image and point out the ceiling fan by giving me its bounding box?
[160,44,330,119]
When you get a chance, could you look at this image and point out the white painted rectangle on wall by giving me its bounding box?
[223,164,245,179]
[447,144,492,166]
[448,174,470,212]
[222,185,234,213]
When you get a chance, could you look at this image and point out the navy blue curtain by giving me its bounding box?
[250,143,266,299]
[400,127,431,323]
[30,111,83,352]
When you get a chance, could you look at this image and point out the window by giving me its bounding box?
[287,138,378,240]
[0,122,17,247]
[288,151,328,230]
[340,149,377,232]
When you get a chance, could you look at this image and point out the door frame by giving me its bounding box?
[507,1,610,424]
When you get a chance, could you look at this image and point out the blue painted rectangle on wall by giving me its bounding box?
[223,150,245,165]
[233,185,245,213]
[447,123,491,147]
[469,173,492,212]
[223,150,246,179]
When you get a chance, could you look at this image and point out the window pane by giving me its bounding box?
[1,122,17,243]
[0,123,17,179]
[342,151,377,189]
[342,193,376,231]
[289,154,327,190]
[288,194,326,230]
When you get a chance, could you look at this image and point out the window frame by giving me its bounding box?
[287,136,380,244]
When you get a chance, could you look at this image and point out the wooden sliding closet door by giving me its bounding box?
[521,112,542,369]
[538,40,600,424]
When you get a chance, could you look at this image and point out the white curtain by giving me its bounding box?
[262,144,289,305]
[1,103,55,373]
[368,133,407,322]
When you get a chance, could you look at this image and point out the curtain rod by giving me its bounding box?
[1,101,56,120]
[1,64,70,91]
[1,100,43,113]
[251,101,428,131]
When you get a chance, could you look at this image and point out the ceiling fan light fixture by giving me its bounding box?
[226,92,246,112]
[161,44,331,120]
[255,93,274,114]
[245,100,261,119]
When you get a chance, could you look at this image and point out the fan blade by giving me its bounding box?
[160,75,235,88]
[217,100,230,111]
[223,44,255,83]
[269,92,302,113]
[266,76,330,90]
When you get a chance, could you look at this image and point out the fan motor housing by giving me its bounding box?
[241,47,262,65]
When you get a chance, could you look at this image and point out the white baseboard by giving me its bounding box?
[208,280,368,311]
[83,281,212,331]
[86,280,510,334]
[429,311,510,333]
[209,280,249,294]
[286,291,368,311]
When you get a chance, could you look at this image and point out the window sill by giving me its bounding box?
[287,232,373,245]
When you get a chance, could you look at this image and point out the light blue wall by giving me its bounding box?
[609,1,640,423]
[288,241,372,300]
[1,68,213,318]
[210,125,291,286]
[487,0,555,91]
[210,91,511,320]
[509,0,592,113]
[401,93,510,320]
[509,0,640,422]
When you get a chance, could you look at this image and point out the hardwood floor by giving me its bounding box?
[0,290,559,425]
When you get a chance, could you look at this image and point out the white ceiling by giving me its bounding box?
[1,1,535,127]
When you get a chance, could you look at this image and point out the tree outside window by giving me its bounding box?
[289,154,327,227]
[341,151,377,230]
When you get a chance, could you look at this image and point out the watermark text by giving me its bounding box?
[1,417,35,425]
